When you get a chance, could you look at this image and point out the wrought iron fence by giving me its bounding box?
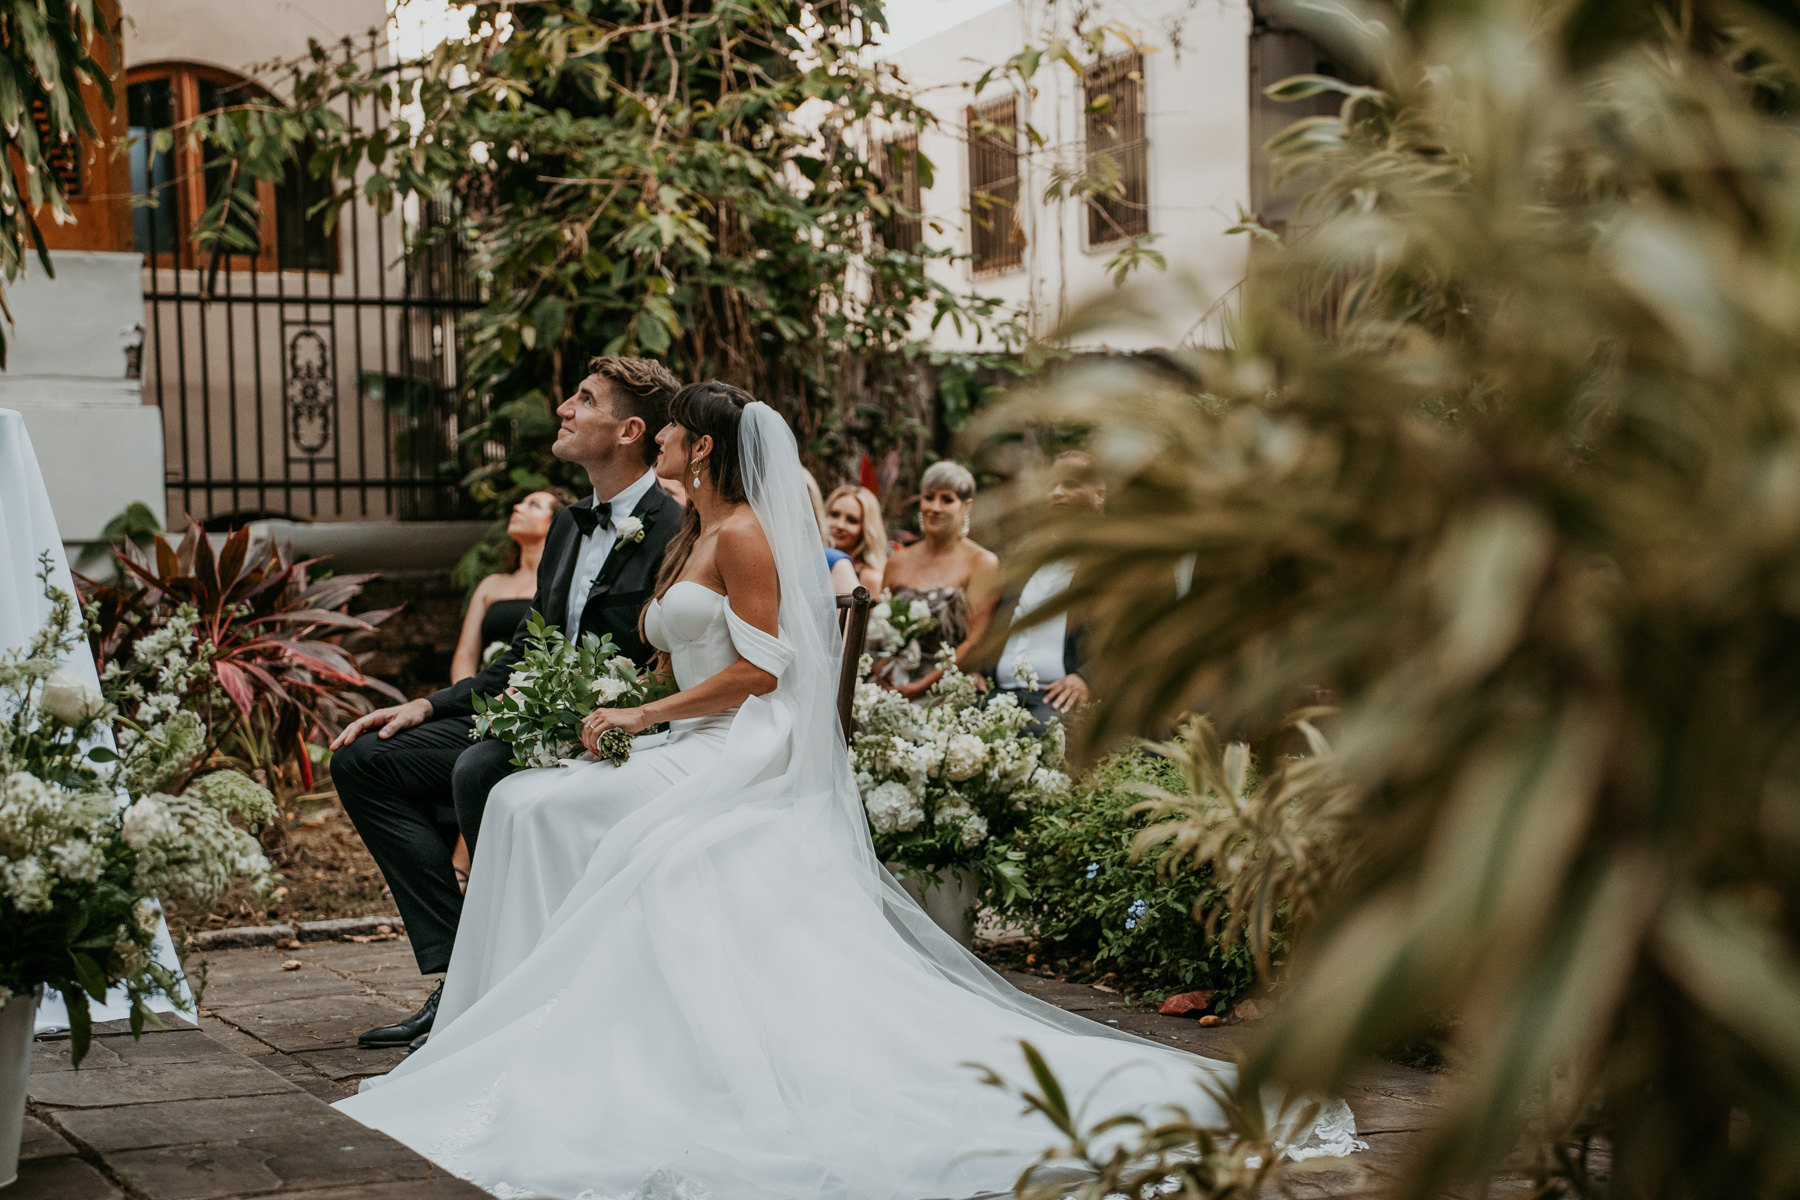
[133,36,488,527]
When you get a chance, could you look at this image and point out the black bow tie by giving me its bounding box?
[569,504,613,538]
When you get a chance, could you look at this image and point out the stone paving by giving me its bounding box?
[16,934,1457,1199]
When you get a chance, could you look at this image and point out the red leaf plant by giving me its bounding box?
[82,520,405,794]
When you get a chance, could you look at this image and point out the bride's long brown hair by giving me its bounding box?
[652,381,753,603]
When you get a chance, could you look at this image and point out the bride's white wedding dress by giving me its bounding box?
[335,405,1362,1199]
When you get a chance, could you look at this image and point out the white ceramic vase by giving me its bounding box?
[889,865,980,948]
[0,988,40,1189]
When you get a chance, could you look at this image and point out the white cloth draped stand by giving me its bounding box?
[0,409,185,1033]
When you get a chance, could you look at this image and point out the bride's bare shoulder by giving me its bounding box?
[715,507,774,567]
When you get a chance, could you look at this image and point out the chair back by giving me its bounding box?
[836,586,873,742]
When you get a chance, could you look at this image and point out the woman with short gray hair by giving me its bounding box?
[876,459,999,698]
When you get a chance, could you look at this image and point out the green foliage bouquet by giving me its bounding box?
[851,650,1069,901]
[470,612,667,769]
[1,559,275,1061]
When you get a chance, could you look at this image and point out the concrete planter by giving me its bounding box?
[890,865,980,948]
[0,988,41,1188]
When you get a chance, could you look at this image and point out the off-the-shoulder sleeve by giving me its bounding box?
[725,604,793,679]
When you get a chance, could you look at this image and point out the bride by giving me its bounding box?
[336,383,1361,1199]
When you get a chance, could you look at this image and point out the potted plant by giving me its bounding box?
[850,650,1070,945]
[0,559,276,1185]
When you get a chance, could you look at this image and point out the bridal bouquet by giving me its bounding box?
[851,649,1069,902]
[470,611,668,768]
[2,558,276,1061]
[864,591,938,676]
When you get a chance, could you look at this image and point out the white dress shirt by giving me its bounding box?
[997,561,1075,690]
[565,470,658,626]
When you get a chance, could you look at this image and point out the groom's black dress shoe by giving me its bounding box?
[359,982,441,1048]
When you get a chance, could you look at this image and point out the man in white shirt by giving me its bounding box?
[982,451,1104,730]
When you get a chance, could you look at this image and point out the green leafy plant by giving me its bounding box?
[82,521,403,793]
[977,1,1800,1194]
[971,1040,1307,1200]
[1005,746,1258,1004]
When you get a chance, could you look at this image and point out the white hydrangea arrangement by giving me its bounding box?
[0,558,275,1062]
[863,590,939,676]
[851,647,1069,901]
[470,611,669,768]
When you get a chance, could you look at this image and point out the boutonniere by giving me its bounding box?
[614,515,646,544]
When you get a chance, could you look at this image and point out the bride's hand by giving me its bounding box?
[580,705,651,754]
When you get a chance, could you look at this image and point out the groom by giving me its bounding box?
[330,355,685,1049]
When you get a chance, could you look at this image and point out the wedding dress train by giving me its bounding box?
[335,406,1362,1199]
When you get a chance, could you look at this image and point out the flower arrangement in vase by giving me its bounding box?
[850,648,1070,931]
[0,557,276,1062]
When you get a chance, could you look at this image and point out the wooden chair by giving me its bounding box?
[835,586,873,742]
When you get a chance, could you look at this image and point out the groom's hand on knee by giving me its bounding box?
[333,698,433,749]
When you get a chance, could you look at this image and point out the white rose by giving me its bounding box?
[607,656,637,676]
[40,669,104,725]
[864,781,924,834]
[49,840,104,884]
[615,515,645,542]
[507,670,534,690]
[591,676,630,703]
[121,797,178,850]
[908,599,934,624]
[872,602,892,622]
[944,734,988,782]
[133,896,162,932]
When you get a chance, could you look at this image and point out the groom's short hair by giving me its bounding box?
[586,356,682,466]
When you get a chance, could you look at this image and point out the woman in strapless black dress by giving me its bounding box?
[445,487,572,887]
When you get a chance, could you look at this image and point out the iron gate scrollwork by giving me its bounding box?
[284,326,335,459]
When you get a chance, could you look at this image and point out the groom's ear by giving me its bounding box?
[617,415,647,449]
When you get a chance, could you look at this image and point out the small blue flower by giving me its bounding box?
[1125,898,1149,930]
[1124,918,1137,930]
[1085,862,1100,879]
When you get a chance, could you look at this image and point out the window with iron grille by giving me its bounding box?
[966,95,1023,273]
[1084,54,1149,246]
[127,63,338,272]
[872,133,924,251]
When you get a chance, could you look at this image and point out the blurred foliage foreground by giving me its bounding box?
[980,1,1800,1197]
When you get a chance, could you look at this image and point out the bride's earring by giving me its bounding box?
[961,513,971,536]
[690,456,705,491]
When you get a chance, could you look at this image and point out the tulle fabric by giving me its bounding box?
[334,403,1362,1199]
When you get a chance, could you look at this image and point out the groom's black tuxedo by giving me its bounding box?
[425,483,683,719]
[333,479,684,977]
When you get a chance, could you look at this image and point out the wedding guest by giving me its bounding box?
[970,450,1103,730]
[804,470,861,595]
[443,486,572,892]
[877,460,999,698]
[449,488,574,683]
[825,484,888,593]
[329,355,685,1052]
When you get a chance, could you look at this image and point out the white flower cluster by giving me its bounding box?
[0,771,114,912]
[850,649,1065,866]
[123,789,271,906]
[0,574,275,1018]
